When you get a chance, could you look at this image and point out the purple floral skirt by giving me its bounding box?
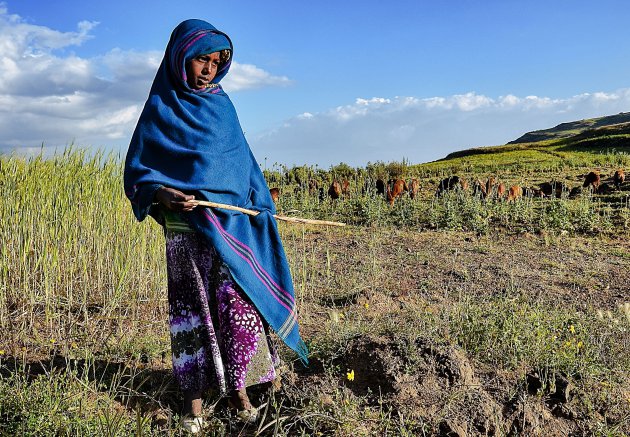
[165,231,278,394]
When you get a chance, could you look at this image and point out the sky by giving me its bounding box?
[1,0,630,167]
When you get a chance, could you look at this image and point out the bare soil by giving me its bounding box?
[278,226,630,436]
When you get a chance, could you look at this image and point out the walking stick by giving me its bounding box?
[191,200,346,227]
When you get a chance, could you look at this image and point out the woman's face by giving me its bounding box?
[186,52,221,89]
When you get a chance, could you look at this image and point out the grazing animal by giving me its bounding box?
[569,186,582,198]
[460,178,469,192]
[583,171,601,191]
[341,179,350,196]
[613,169,625,189]
[506,185,523,202]
[328,181,342,200]
[597,182,614,195]
[436,176,466,196]
[408,178,420,199]
[269,187,280,203]
[538,181,567,198]
[387,179,408,206]
[318,187,325,202]
[485,177,496,198]
[496,183,506,200]
[523,187,543,198]
[472,179,487,198]
[308,179,319,195]
[375,178,386,195]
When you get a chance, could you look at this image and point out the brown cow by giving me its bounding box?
[506,185,523,202]
[485,177,496,198]
[408,178,420,199]
[436,176,466,196]
[341,179,350,196]
[387,179,408,206]
[328,181,342,200]
[472,178,487,198]
[613,169,625,189]
[269,187,280,203]
[583,171,601,191]
[496,183,506,200]
[308,179,319,195]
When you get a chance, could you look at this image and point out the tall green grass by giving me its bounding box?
[0,149,167,358]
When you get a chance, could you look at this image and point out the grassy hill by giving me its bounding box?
[412,113,630,184]
[509,112,630,144]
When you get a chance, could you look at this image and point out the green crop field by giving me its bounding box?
[1,116,629,435]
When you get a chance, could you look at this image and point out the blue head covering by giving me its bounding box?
[124,19,307,363]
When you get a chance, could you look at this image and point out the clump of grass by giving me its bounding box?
[0,363,153,436]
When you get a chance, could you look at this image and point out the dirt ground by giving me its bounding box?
[277,226,630,436]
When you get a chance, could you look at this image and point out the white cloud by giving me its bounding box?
[221,63,291,93]
[0,7,292,153]
[250,89,630,167]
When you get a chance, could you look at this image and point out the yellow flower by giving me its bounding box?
[50,339,56,344]
[564,340,572,347]
[0,350,5,356]
[577,341,584,350]
[364,303,369,310]
[346,369,355,381]
[569,325,575,334]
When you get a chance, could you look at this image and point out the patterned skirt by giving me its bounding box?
[165,231,278,394]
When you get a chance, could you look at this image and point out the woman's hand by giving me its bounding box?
[155,187,197,212]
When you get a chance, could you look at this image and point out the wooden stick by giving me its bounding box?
[192,200,346,227]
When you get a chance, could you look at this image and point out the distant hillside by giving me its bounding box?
[436,112,630,162]
[509,112,630,144]
[415,112,630,176]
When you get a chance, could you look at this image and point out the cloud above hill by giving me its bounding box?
[0,7,290,152]
[251,90,630,167]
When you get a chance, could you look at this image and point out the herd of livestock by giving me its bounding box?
[269,169,626,206]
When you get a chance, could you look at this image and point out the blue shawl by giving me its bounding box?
[123,19,307,363]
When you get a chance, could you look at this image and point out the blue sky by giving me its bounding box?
[1,1,630,167]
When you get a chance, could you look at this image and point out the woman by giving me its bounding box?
[123,19,307,432]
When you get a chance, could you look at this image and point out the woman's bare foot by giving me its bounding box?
[228,388,258,423]
[183,390,203,417]
[229,388,252,410]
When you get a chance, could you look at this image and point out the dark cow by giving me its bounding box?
[506,185,523,202]
[408,178,420,199]
[375,178,386,195]
[538,181,567,198]
[269,187,280,203]
[597,182,614,194]
[568,186,582,198]
[613,169,625,189]
[523,187,543,198]
[436,176,467,196]
[387,179,408,206]
[328,181,342,200]
[583,171,601,192]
